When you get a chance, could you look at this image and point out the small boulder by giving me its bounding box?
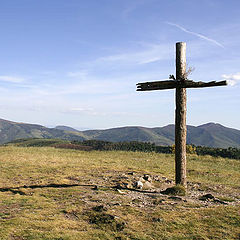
[143,181,153,190]
[134,181,143,189]
[139,177,146,183]
[143,174,152,182]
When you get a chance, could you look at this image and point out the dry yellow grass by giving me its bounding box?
[0,146,239,239]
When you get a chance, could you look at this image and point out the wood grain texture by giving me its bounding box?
[136,80,227,91]
[175,42,187,187]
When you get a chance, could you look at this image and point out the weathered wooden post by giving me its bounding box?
[136,42,227,189]
[175,42,187,186]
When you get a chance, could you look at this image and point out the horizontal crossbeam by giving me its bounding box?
[136,80,227,91]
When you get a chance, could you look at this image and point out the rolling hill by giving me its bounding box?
[81,123,240,148]
[1,118,240,148]
[55,125,80,132]
[0,119,85,144]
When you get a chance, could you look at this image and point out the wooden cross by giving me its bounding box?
[136,42,227,187]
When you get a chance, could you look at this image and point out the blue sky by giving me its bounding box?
[0,0,239,129]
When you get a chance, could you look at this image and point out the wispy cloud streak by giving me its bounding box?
[0,75,26,83]
[92,43,172,65]
[166,22,224,48]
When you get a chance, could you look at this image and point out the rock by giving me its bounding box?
[115,182,129,189]
[199,193,215,201]
[116,189,126,194]
[122,182,132,189]
[127,172,135,175]
[134,181,143,189]
[143,181,153,190]
[139,177,146,183]
[92,185,98,190]
[143,174,152,182]
[153,176,161,181]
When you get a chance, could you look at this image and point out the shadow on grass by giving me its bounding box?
[0,183,169,196]
[0,183,96,195]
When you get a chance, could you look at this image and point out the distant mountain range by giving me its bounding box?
[1,118,240,148]
[0,119,86,144]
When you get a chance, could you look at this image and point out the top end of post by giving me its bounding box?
[176,42,186,46]
[176,42,187,80]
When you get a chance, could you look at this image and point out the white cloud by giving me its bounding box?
[166,22,224,48]
[94,43,172,65]
[0,75,26,83]
[222,72,240,86]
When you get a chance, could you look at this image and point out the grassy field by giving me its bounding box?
[0,146,239,240]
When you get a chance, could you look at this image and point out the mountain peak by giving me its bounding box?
[55,125,79,132]
[198,122,223,128]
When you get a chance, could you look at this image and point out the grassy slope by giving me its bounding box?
[0,147,239,240]
[0,119,86,144]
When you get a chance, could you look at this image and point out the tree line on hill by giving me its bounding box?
[71,140,240,159]
[5,138,240,160]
